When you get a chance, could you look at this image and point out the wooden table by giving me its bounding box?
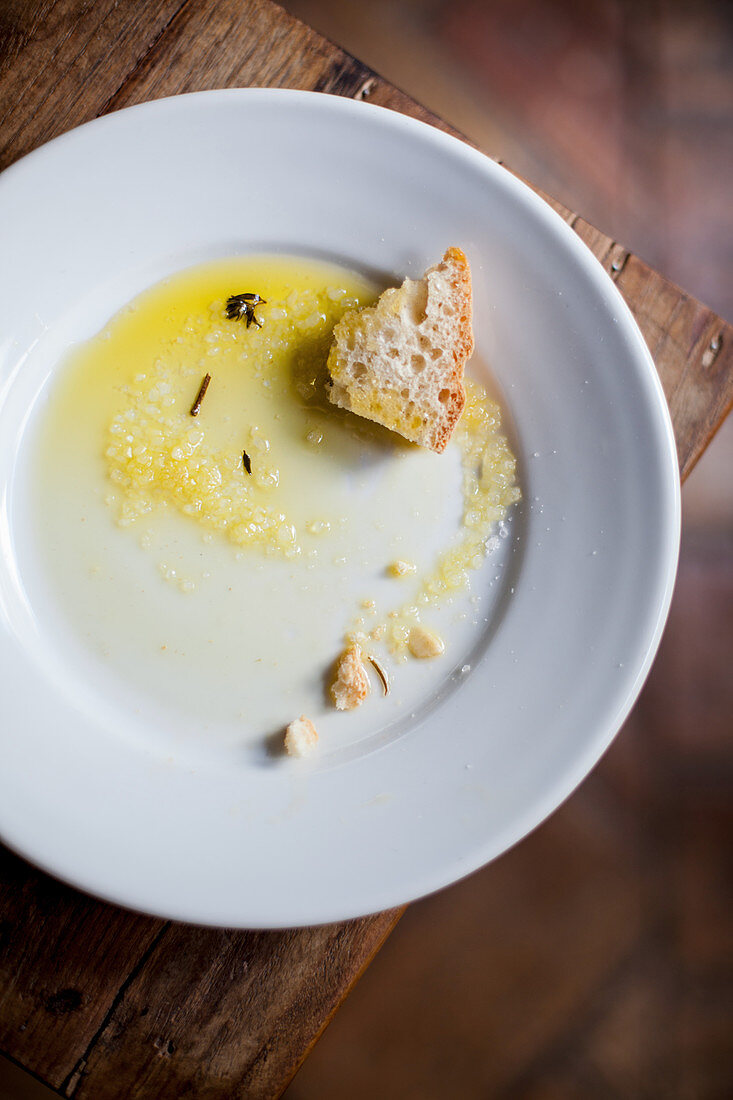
[0,2,731,1096]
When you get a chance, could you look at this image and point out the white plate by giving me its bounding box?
[0,90,679,927]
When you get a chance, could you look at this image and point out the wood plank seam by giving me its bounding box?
[60,922,172,1098]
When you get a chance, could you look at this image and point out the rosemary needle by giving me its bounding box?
[190,373,211,417]
[369,656,390,696]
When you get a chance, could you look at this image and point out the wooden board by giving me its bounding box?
[0,0,730,1096]
[0,845,400,1099]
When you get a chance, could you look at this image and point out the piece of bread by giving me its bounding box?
[284,715,319,757]
[331,644,371,710]
[408,625,445,659]
[326,247,473,453]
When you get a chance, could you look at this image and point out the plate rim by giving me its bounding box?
[0,88,681,927]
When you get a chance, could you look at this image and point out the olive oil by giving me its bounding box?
[30,255,518,756]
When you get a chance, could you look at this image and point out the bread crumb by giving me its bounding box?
[408,625,445,659]
[284,715,319,757]
[389,559,417,578]
[331,644,371,710]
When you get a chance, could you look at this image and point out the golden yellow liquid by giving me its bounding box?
[30,255,519,751]
[43,255,380,569]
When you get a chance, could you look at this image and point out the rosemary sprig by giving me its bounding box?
[225,292,266,329]
[190,373,211,416]
[369,656,390,696]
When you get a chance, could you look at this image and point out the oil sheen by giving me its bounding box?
[30,255,519,758]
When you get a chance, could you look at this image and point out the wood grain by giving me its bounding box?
[0,845,165,1089]
[0,0,731,1097]
[70,915,401,1099]
[0,843,400,1099]
[0,0,189,171]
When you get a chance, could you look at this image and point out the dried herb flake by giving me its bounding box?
[225,292,266,329]
[190,373,211,416]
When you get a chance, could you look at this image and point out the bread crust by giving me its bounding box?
[327,248,474,453]
[429,247,473,452]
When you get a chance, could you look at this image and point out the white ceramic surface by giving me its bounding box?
[0,90,680,927]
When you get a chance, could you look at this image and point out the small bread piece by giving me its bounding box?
[331,644,371,710]
[327,247,473,453]
[408,625,445,659]
[388,559,417,578]
[284,715,319,757]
